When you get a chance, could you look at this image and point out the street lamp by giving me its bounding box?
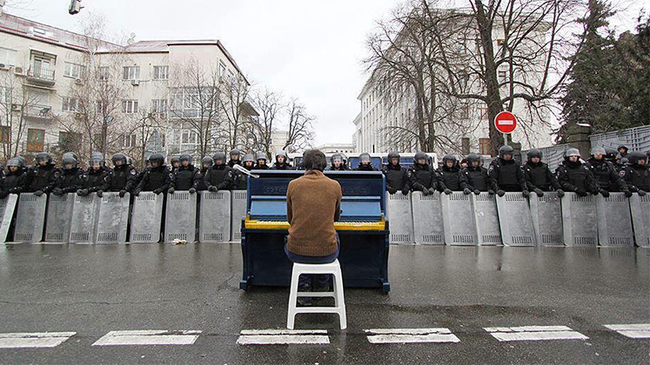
[68,0,83,15]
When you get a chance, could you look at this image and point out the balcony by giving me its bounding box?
[23,104,53,120]
[27,67,56,86]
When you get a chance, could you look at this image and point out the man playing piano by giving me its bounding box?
[284,149,343,304]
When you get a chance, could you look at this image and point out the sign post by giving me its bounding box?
[494,111,518,146]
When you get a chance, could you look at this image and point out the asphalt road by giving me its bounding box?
[0,243,648,364]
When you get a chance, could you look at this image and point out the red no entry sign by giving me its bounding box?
[494,111,517,134]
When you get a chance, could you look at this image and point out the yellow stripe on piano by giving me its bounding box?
[244,217,385,231]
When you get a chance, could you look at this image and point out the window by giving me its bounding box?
[58,131,81,150]
[498,70,507,83]
[151,99,168,113]
[121,134,137,148]
[122,99,139,114]
[181,129,198,144]
[461,137,470,155]
[122,66,140,80]
[64,62,85,79]
[27,128,45,152]
[0,86,11,103]
[0,126,10,143]
[478,106,488,120]
[218,61,226,78]
[153,66,169,80]
[98,66,110,80]
[62,96,80,112]
[479,138,490,155]
[460,105,470,119]
[0,47,17,66]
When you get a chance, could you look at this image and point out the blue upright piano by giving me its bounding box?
[240,170,390,293]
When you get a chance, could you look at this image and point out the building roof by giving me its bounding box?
[0,12,250,85]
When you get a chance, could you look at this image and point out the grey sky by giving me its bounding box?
[5,0,645,146]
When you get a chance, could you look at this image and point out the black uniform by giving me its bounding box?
[0,168,27,198]
[437,165,462,192]
[108,165,138,193]
[586,158,629,193]
[170,165,199,191]
[523,161,562,192]
[54,167,84,195]
[78,167,110,195]
[623,165,650,193]
[382,164,409,194]
[25,164,59,194]
[204,164,235,191]
[488,158,527,193]
[135,166,172,193]
[407,164,437,194]
[556,160,599,196]
[460,165,490,192]
[272,161,293,170]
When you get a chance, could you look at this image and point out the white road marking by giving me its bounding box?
[604,324,650,339]
[365,328,460,344]
[0,332,76,349]
[484,326,588,342]
[237,329,329,345]
[92,330,202,346]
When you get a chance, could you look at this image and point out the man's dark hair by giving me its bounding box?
[302,149,327,171]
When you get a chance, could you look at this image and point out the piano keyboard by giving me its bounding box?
[244,217,386,231]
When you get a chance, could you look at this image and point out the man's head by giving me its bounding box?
[7,157,24,172]
[618,144,628,155]
[230,149,240,161]
[276,150,288,164]
[331,154,343,168]
[243,154,255,168]
[499,145,514,161]
[414,151,428,166]
[180,154,192,167]
[112,153,127,167]
[171,156,180,168]
[303,149,327,172]
[149,153,165,168]
[201,156,213,169]
[628,151,646,166]
[527,149,542,164]
[467,153,481,168]
[213,152,226,166]
[35,153,52,167]
[565,148,580,163]
[388,151,400,166]
[90,152,104,171]
[591,147,606,161]
[359,153,371,166]
[256,152,267,166]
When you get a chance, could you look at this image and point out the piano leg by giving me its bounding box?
[240,228,251,290]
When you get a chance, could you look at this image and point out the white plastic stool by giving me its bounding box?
[287,259,347,330]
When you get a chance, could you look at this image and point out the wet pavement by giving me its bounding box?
[0,243,648,364]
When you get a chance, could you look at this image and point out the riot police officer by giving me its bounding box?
[355,153,376,171]
[204,152,235,191]
[586,147,630,197]
[272,151,293,170]
[437,154,461,195]
[194,156,213,191]
[522,149,564,197]
[170,156,180,172]
[255,152,269,170]
[77,152,110,197]
[407,151,437,195]
[0,157,27,199]
[382,151,409,194]
[460,153,490,194]
[133,153,171,195]
[623,151,649,196]
[329,153,347,171]
[233,153,256,191]
[488,145,529,197]
[52,153,83,196]
[25,152,59,196]
[228,149,241,168]
[556,148,599,197]
[107,153,138,197]
[169,154,198,194]
[617,144,628,159]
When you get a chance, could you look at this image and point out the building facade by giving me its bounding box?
[0,12,255,166]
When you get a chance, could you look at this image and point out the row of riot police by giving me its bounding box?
[0,149,298,199]
[375,146,649,199]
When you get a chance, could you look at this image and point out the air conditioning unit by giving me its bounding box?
[131,79,140,86]
[11,104,21,112]
[14,67,25,76]
[75,78,83,85]
[0,63,8,70]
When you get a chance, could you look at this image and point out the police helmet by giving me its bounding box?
[414,151,428,164]
[230,149,241,159]
[590,146,606,157]
[331,153,343,164]
[35,152,53,165]
[90,152,104,167]
[564,148,581,159]
[180,154,192,165]
[111,153,127,166]
[627,151,646,165]
[62,155,78,169]
[442,154,457,164]
[527,149,542,161]
[243,154,255,164]
[16,155,27,166]
[62,152,78,161]
[617,144,628,153]
[359,153,371,164]
[340,153,348,163]
[149,153,165,166]
[604,147,617,161]
[7,157,24,168]
[201,156,214,168]
[170,156,180,165]
[275,150,288,161]
[467,153,481,165]
[256,152,268,162]
[498,145,514,159]
[387,151,400,160]
[213,152,227,165]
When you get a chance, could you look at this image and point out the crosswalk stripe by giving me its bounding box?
[604,324,650,339]
[0,332,76,349]
[92,330,202,346]
[484,326,588,342]
[365,328,460,344]
[237,329,329,345]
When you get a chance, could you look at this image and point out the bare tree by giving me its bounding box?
[283,98,314,153]
[247,87,283,156]
[218,72,254,151]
